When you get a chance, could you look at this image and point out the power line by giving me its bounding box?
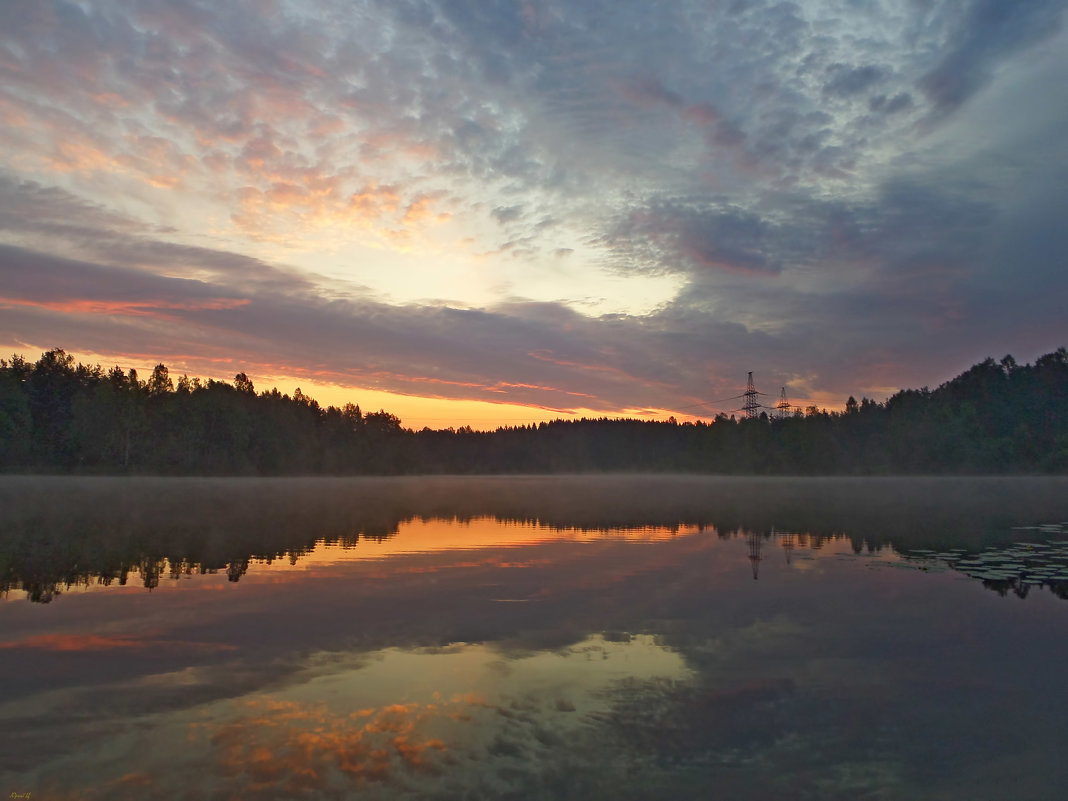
[672,393,747,411]
[677,372,796,420]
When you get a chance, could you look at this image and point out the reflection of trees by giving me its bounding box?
[0,521,402,601]
[1,476,1066,602]
[226,558,250,583]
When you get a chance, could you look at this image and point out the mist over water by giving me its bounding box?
[2,476,1067,799]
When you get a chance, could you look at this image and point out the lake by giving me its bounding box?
[2,475,1067,800]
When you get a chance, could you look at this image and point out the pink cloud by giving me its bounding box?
[0,296,251,318]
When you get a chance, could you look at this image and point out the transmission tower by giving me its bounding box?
[775,387,791,420]
[743,372,760,419]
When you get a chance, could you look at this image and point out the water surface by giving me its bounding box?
[2,476,1067,799]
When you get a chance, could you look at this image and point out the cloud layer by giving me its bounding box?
[2,0,1066,419]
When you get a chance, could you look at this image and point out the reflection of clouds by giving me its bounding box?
[179,635,688,797]
[204,699,450,794]
[0,634,691,796]
[0,632,237,653]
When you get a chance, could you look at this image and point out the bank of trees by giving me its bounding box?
[1,348,1065,474]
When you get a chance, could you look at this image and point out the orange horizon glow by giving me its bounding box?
[0,343,731,430]
[0,342,857,430]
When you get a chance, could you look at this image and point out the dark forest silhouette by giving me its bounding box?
[1,347,1066,474]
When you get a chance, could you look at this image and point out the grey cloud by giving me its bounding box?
[0,175,315,295]
[492,205,524,225]
[601,90,1068,396]
[99,238,317,295]
[0,244,244,306]
[603,200,794,278]
[675,213,779,276]
[868,93,913,115]
[619,78,685,109]
[0,174,154,240]
[823,64,887,98]
[659,166,1067,398]
[858,179,997,276]
[985,161,1068,290]
[433,0,527,82]
[919,0,1066,114]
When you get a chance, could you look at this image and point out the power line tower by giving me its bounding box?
[775,386,790,420]
[743,371,760,419]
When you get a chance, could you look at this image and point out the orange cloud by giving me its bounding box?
[91,92,130,108]
[13,114,203,191]
[201,150,231,173]
[48,139,117,173]
[358,130,440,162]
[264,181,311,207]
[349,183,401,219]
[230,171,408,240]
[488,379,598,400]
[0,96,30,127]
[0,634,147,651]
[402,194,451,225]
[147,174,183,189]
[307,115,345,137]
[0,296,251,318]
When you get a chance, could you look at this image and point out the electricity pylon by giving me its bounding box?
[775,386,791,420]
[743,372,760,419]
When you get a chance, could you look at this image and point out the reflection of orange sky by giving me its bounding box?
[0,517,704,602]
[0,523,901,605]
[0,631,239,652]
[260,517,695,571]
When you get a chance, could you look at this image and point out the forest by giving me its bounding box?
[0,347,1066,475]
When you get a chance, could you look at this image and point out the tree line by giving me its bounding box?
[1,347,1065,474]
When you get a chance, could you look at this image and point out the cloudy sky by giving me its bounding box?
[1,0,1066,427]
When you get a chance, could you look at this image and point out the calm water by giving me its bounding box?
[2,475,1067,800]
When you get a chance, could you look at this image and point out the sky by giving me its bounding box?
[1,0,1066,429]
